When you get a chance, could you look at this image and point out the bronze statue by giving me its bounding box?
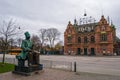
[13,32,42,75]
[16,31,40,67]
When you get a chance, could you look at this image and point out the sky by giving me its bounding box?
[0,0,120,41]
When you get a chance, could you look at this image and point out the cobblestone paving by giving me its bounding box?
[0,69,120,80]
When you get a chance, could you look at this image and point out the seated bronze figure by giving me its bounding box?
[13,32,43,75]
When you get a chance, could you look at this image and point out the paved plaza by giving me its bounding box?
[0,54,120,76]
[40,55,120,76]
[0,69,120,80]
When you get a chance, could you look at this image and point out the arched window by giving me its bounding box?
[67,36,72,43]
[78,37,81,43]
[100,34,107,41]
[91,36,95,43]
[84,36,88,43]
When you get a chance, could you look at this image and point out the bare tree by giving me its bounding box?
[0,18,21,64]
[9,38,14,49]
[17,38,22,47]
[31,35,41,51]
[0,37,4,52]
[46,28,61,48]
[38,28,47,48]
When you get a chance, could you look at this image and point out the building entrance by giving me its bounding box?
[91,48,95,55]
[77,48,81,55]
[84,48,87,55]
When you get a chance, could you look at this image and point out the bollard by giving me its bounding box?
[74,62,76,72]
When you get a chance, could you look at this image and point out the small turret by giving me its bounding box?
[74,18,78,25]
[107,16,110,24]
[111,20,115,28]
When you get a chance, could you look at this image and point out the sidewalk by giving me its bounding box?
[0,69,120,80]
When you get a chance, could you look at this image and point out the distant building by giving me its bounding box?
[64,15,117,56]
[114,37,120,55]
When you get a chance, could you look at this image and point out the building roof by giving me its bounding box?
[73,23,98,33]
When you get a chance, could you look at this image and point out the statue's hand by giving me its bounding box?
[28,49,32,52]
[26,48,32,52]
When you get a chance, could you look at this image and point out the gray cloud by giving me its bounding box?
[0,0,120,38]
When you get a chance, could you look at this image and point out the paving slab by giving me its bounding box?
[0,69,120,80]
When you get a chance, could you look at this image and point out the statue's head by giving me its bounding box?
[24,31,30,40]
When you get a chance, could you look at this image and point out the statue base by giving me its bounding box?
[12,64,43,76]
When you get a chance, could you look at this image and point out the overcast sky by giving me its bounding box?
[0,0,120,40]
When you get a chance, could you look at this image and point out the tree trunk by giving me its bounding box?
[2,51,6,64]
[2,38,8,64]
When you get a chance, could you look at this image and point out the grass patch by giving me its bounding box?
[0,62,14,74]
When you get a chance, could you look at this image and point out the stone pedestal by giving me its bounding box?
[12,64,43,76]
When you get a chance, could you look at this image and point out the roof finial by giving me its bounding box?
[107,16,110,24]
[68,21,71,24]
[101,8,104,16]
[111,20,113,25]
[74,17,78,25]
[84,9,87,16]
[111,20,115,28]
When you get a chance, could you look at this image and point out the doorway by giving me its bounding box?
[91,48,95,55]
[84,48,87,55]
[77,48,81,55]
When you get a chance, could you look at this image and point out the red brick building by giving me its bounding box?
[64,15,116,56]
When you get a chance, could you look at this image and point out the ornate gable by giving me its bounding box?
[64,21,76,35]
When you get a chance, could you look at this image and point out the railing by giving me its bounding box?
[40,60,72,71]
